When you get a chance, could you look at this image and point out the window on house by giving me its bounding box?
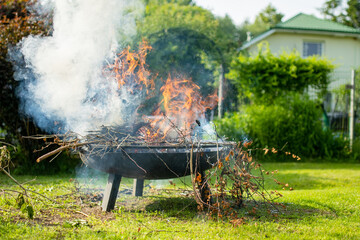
[303,41,323,57]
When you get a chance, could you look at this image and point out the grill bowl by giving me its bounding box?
[80,143,230,179]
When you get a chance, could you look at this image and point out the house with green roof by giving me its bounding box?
[241,13,360,91]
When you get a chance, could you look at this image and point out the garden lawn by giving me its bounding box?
[0,162,359,240]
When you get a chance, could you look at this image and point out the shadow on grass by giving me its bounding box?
[116,194,198,219]
[116,194,335,223]
[145,196,198,218]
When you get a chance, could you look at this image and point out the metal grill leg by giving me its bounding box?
[102,174,122,212]
[133,179,144,197]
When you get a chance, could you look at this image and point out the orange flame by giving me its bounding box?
[140,74,218,141]
[106,40,218,141]
[105,40,155,94]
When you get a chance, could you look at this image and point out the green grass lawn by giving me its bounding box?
[0,162,359,240]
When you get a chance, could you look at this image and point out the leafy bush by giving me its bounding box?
[215,94,349,160]
[227,42,335,104]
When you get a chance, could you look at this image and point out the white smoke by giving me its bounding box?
[14,0,144,134]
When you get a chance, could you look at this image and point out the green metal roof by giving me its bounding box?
[274,13,360,34]
[240,13,360,50]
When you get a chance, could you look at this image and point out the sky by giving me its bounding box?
[194,0,326,25]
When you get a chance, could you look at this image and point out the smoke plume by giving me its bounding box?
[13,0,144,134]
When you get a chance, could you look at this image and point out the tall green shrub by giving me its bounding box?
[228,42,335,104]
[215,94,348,160]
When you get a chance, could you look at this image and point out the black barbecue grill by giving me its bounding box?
[80,142,230,211]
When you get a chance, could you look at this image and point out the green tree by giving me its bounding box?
[214,15,246,67]
[345,0,360,28]
[143,0,194,6]
[206,15,246,112]
[321,0,360,28]
[320,0,343,22]
[244,4,284,37]
[138,1,218,40]
[137,0,242,113]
